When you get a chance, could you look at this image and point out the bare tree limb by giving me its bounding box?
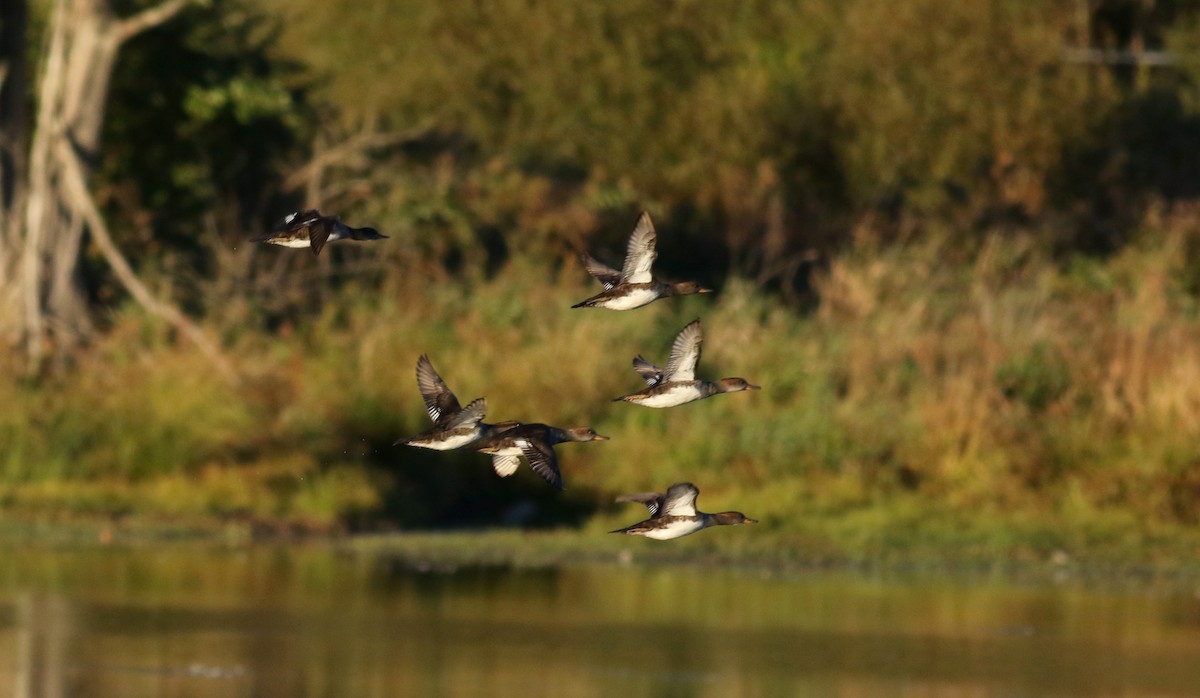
[54,137,238,383]
[115,0,198,43]
[281,124,433,193]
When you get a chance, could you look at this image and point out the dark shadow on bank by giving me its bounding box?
[1053,88,1200,255]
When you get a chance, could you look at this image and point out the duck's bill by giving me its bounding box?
[592,434,610,441]
[744,518,759,524]
[747,383,762,390]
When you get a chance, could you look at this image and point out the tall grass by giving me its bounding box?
[6,215,1200,561]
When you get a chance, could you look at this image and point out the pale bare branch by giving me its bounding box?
[54,138,238,383]
[281,125,433,192]
[115,0,199,43]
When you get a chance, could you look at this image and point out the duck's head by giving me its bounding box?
[566,427,609,442]
[667,281,714,297]
[348,226,388,241]
[712,511,758,526]
[717,377,760,393]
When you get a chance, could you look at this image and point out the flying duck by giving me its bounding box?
[611,482,757,539]
[251,209,387,255]
[614,319,760,408]
[472,424,608,490]
[393,355,516,450]
[571,212,712,310]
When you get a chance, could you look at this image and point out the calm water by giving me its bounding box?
[1,541,1199,697]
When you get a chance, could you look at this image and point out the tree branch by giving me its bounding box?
[54,138,238,383]
[115,0,199,43]
[281,124,433,193]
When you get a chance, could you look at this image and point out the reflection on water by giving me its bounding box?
[1,543,1199,697]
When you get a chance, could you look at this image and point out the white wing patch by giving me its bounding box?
[492,455,520,477]
[660,483,700,517]
[663,320,703,382]
[620,212,658,284]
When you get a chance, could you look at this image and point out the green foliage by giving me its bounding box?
[249,0,1200,260]
[995,342,1072,411]
[99,0,312,280]
[819,0,1104,213]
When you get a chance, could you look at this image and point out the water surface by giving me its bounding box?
[1,541,1198,696]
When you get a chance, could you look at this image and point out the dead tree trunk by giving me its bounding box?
[5,0,222,377]
[0,0,30,345]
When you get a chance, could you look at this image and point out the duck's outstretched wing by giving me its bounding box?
[581,253,622,290]
[444,397,487,430]
[659,482,700,517]
[521,440,563,491]
[307,218,335,256]
[271,209,322,232]
[415,355,462,425]
[616,490,667,518]
[631,355,664,386]
[619,212,657,284]
[663,319,703,382]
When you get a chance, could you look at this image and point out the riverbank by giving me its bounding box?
[4,511,1200,586]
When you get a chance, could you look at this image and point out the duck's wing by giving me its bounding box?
[444,397,487,430]
[492,454,521,478]
[659,482,700,517]
[631,355,664,386]
[619,212,657,284]
[663,319,703,382]
[615,491,667,518]
[415,355,463,425]
[520,439,563,490]
[581,253,623,290]
[272,209,322,232]
[307,217,336,256]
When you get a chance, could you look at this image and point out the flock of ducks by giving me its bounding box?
[253,209,759,539]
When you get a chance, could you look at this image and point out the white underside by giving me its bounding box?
[599,288,659,310]
[410,431,480,450]
[275,238,311,248]
[632,385,703,408]
[640,518,706,540]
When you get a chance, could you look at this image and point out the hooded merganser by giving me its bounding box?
[614,319,760,408]
[472,424,608,490]
[571,212,712,310]
[251,209,387,256]
[393,355,515,450]
[610,482,757,539]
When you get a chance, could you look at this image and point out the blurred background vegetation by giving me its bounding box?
[4,0,1200,561]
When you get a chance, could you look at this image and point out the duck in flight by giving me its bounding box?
[393,355,517,451]
[611,482,757,539]
[614,319,760,408]
[472,424,608,490]
[572,212,712,310]
[251,209,387,256]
